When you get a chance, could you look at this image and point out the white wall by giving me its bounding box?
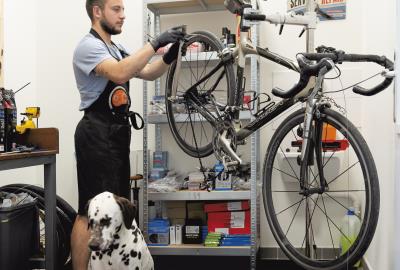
[1,0,145,206]
[0,0,40,186]
[1,1,395,269]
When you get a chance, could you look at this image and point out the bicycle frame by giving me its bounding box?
[173,33,301,141]
[168,6,322,167]
[170,6,318,141]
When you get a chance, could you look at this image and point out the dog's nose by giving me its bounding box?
[89,243,100,251]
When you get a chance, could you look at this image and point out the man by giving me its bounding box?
[72,0,184,269]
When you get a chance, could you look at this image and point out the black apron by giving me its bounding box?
[74,29,143,215]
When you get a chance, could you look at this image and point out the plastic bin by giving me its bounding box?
[0,200,40,270]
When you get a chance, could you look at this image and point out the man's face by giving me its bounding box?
[98,0,125,35]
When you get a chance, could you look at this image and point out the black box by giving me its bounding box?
[183,219,202,244]
[0,200,40,270]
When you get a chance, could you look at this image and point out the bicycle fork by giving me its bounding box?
[299,65,333,259]
[299,65,332,195]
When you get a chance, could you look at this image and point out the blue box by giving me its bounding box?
[148,219,170,246]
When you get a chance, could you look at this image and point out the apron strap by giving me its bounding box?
[128,111,144,130]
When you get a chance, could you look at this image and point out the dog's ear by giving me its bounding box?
[114,195,136,229]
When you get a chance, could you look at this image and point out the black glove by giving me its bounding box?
[149,26,185,52]
[162,42,180,65]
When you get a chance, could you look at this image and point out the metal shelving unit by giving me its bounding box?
[147,110,252,124]
[143,0,260,268]
[149,190,251,201]
[150,244,251,256]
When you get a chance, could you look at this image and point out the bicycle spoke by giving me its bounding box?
[196,48,199,81]
[327,161,359,186]
[323,151,335,167]
[308,151,337,188]
[309,196,352,243]
[177,115,191,133]
[200,120,209,143]
[198,52,214,90]
[276,196,306,216]
[279,147,300,180]
[184,55,199,84]
[327,189,365,192]
[309,205,318,259]
[323,192,362,220]
[321,195,339,259]
[272,167,298,182]
[301,195,319,252]
[291,128,299,141]
[284,196,305,237]
[272,190,302,193]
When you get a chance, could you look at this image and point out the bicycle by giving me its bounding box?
[163,0,394,269]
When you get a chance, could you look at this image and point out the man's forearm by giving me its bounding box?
[138,58,169,81]
[119,43,156,81]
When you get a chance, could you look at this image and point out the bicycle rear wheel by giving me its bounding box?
[263,108,379,270]
[165,31,235,158]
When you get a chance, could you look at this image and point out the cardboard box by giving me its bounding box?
[204,201,250,213]
[166,207,186,219]
[170,218,185,226]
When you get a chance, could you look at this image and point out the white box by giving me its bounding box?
[169,226,176,245]
[175,225,182,245]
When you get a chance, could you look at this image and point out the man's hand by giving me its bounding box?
[149,26,185,52]
[162,42,180,65]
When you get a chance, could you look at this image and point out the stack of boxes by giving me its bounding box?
[165,201,206,245]
[204,232,223,247]
[205,201,250,243]
[220,234,251,246]
[150,151,168,180]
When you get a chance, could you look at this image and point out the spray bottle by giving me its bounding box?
[339,207,361,267]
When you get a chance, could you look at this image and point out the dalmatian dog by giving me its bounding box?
[87,191,154,270]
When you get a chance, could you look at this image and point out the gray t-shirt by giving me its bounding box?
[73,33,127,110]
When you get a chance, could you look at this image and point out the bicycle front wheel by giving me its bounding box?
[263,108,379,270]
[165,31,236,158]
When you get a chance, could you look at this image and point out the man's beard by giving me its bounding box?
[100,18,121,35]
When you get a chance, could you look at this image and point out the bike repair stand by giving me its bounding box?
[130,174,143,225]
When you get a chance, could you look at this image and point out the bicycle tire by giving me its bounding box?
[0,184,76,269]
[165,30,236,158]
[263,108,379,270]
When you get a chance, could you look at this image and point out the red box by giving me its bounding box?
[204,201,250,213]
[207,210,250,234]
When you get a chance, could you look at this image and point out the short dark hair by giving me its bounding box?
[86,0,106,21]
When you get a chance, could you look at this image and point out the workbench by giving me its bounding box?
[0,128,59,270]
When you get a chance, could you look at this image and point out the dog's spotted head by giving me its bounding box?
[86,191,136,251]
